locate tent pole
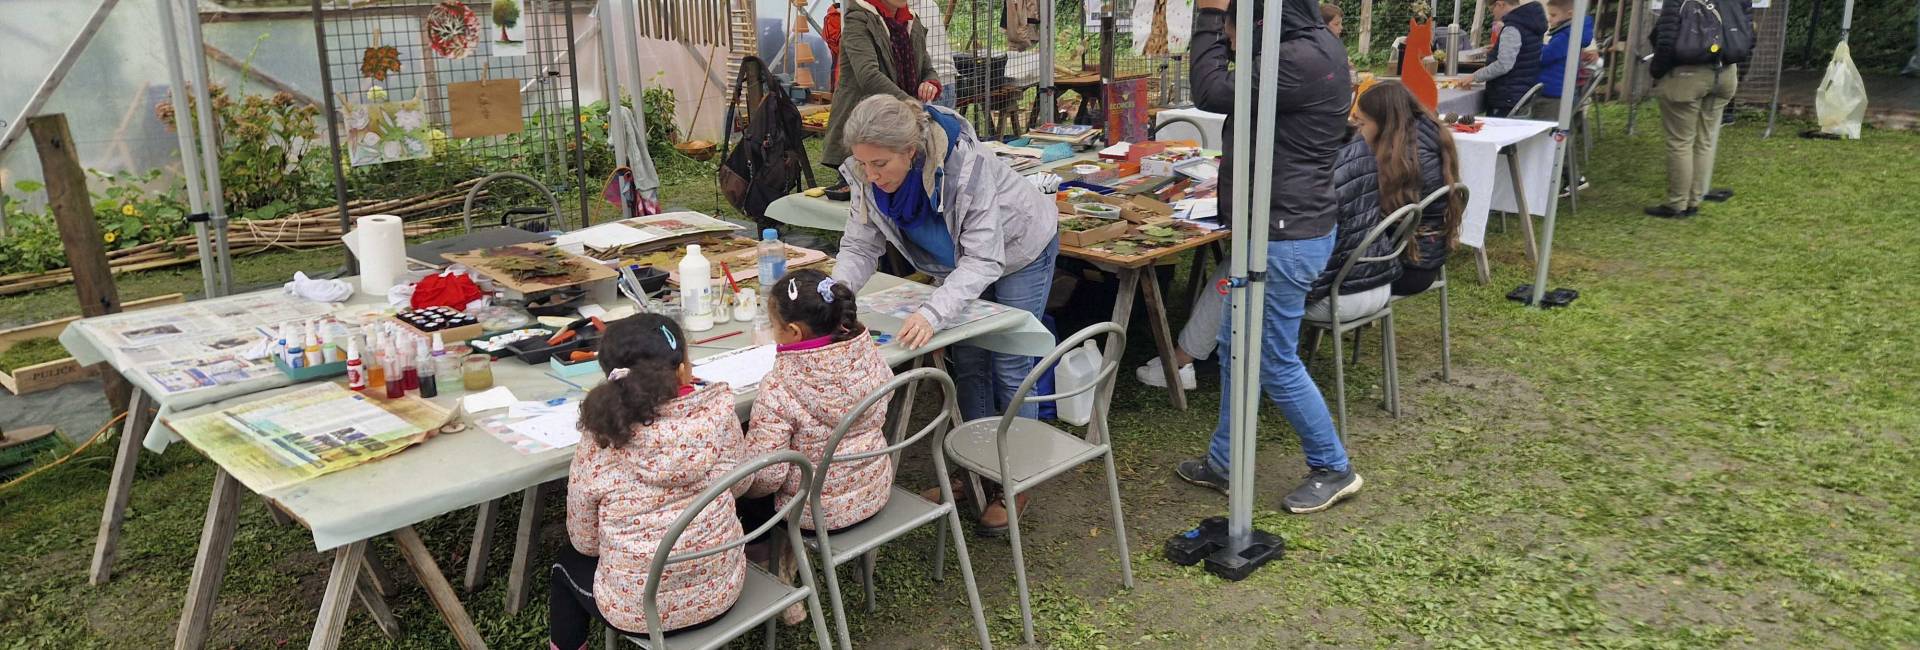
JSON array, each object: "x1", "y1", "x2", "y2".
[
  {"x1": 1624, "y1": 0, "x2": 1647, "y2": 135},
  {"x1": 595, "y1": 1, "x2": 633, "y2": 219},
  {"x1": 1530, "y1": 0, "x2": 1588, "y2": 308},
  {"x1": 1039, "y1": 0, "x2": 1056, "y2": 120},
  {"x1": 155, "y1": 0, "x2": 217, "y2": 300},
  {"x1": 1450, "y1": 0, "x2": 1463, "y2": 76},
  {"x1": 1764, "y1": 0, "x2": 1787, "y2": 138},
  {"x1": 179, "y1": 0, "x2": 233, "y2": 297}
]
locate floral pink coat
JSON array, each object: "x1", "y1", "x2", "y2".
[
  {"x1": 566, "y1": 383, "x2": 748, "y2": 633},
  {"x1": 745, "y1": 335, "x2": 896, "y2": 531}
]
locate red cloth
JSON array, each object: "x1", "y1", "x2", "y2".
[
  {"x1": 410, "y1": 272, "x2": 484, "y2": 310},
  {"x1": 825, "y1": 3, "x2": 843, "y2": 88}
]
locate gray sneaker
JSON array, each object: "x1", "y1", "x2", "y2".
[
  {"x1": 1282, "y1": 468, "x2": 1363, "y2": 514},
  {"x1": 1175, "y1": 458, "x2": 1229, "y2": 495}
]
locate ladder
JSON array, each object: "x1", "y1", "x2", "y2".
[{"x1": 725, "y1": 0, "x2": 757, "y2": 86}]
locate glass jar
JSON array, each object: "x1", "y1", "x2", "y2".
[{"x1": 461, "y1": 353, "x2": 495, "y2": 391}]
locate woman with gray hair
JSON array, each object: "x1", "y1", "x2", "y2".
[{"x1": 830, "y1": 94, "x2": 1059, "y2": 534}]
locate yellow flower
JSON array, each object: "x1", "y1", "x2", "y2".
[
  {"x1": 104, "y1": 231, "x2": 118, "y2": 243},
  {"x1": 121, "y1": 203, "x2": 137, "y2": 216}
]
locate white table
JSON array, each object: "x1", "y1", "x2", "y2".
[
  {"x1": 1450, "y1": 116, "x2": 1558, "y2": 282},
  {"x1": 63, "y1": 273, "x2": 1048, "y2": 649},
  {"x1": 1152, "y1": 85, "x2": 1484, "y2": 151},
  {"x1": 763, "y1": 153, "x2": 1097, "y2": 232}
]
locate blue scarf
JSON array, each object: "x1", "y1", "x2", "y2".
[{"x1": 872, "y1": 158, "x2": 935, "y2": 228}]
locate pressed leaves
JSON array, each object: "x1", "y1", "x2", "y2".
[
  {"x1": 425, "y1": 0, "x2": 482, "y2": 59},
  {"x1": 360, "y1": 44, "x2": 401, "y2": 81}
]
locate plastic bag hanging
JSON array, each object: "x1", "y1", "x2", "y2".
[{"x1": 1815, "y1": 41, "x2": 1868, "y2": 140}]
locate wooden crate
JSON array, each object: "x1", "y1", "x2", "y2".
[{"x1": 0, "y1": 294, "x2": 187, "y2": 395}]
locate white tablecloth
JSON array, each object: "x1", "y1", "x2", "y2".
[
  {"x1": 1151, "y1": 85, "x2": 1484, "y2": 151},
  {"x1": 764, "y1": 153, "x2": 1096, "y2": 233},
  {"x1": 1450, "y1": 117, "x2": 1558, "y2": 249},
  {"x1": 129, "y1": 273, "x2": 1047, "y2": 551}
]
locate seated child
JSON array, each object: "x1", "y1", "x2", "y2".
[
  {"x1": 551, "y1": 314, "x2": 748, "y2": 649},
  {"x1": 1471, "y1": 0, "x2": 1547, "y2": 116},
  {"x1": 744, "y1": 268, "x2": 897, "y2": 532},
  {"x1": 1536, "y1": 0, "x2": 1596, "y2": 109}
]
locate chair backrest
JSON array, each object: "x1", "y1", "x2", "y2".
[
  {"x1": 1149, "y1": 116, "x2": 1214, "y2": 149},
  {"x1": 810, "y1": 367, "x2": 964, "y2": 534},
  {"x1": 995, "y1": 322, "x2": 1127, "y2": 448},
  {"x1": 640, "y1": 450, "x2": 816, "y2": 647},
  {"x1": 1327, "y1": 203, "x2": 1421, "y2": 300},
  {"x1": 1510, "y1": 83, "x2": 1546, "y2": 118},
  {"x1": 460, "y1": 171, "x2": 564, "y2": 233}
]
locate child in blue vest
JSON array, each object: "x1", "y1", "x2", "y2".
[{"x1": 1470, "y1": 0, "x2": 1547, "y2": 116}]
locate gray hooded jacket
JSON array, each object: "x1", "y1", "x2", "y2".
[{"x1": 832, "y1": 105, "x2": 1058, "y2": 330}]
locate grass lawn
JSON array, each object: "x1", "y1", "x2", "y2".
[{"x1": 1, "y1": 105, "x2": 1916, "y2": 648}]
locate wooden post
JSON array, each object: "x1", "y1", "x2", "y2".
[
  {"x1": 1360, "y1": 0, "x2": 1376, "y2": 63},
  {"x1": 28, "y1": 114, "x2": 130, "y2": 415}
]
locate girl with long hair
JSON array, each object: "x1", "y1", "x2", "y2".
[{"x1": 1351, "y1": 81, "x2": 1465, "y2": 296}]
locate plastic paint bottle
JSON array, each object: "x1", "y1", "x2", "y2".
[
  {"x1": 383, "y1": 349, "x2": 405, "y2": 399},
  {"x1": 416, "y1": 343, "x2": 438, "y2": 398},
  {"x1": 680, "y1": 244, "x2": 715, "y2": 332},
  {"x1": 345, "y1": 342, "x2": 367, "y2": 392}
]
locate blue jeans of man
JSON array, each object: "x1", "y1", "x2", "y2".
[
  {"x1": 953, "y1": 237, "x2": 1058, "y2": 421},
  {"x1": 1207, "y1": 233, "x2": 1350, "y2": 475}
]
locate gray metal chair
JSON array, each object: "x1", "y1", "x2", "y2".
[
  {"x1": 1508, "y1": 83, "x2": 1547, "y2": 118},
  {"x1": 1386, "y1": 184, "x2": 1471, "y2": 384},
  {"x1": 605, "y1": 450, "x2": 836, "y2": 650},
  {"x1": 1302, "y1": 202, "x2": 1423, "y2": 434},
  {"x1": 943, "y1": 322, "x2": 1132, "y2": 646},
  {"x1": 804, "y1": 368, "x2": 993, "y2": 650}
]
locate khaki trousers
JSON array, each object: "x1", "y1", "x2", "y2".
[{"x1": 1656, "y1": 64, "x2": 1739, "y2": 210}]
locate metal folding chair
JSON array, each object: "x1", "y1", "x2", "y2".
[
  {"x1": 1301, "y1": 202, "x2": 1422, "y2": 434},
  {"x1": 1386, "y1": 184, "x2": 1471, "y2": 384},
  {"x1": 1509, "y1": 83, "x2": 1547, "y2": 118},
  {"x1": 943, "y1": 323, "x2": 1132, "y2": 645},
  {"x1": 804, "y1": 368, "x2": 993, "y2": 650},
  {"x1": 605, "y1": 450, "x2": 836, "y2": 650}
]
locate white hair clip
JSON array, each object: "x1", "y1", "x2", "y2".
[
  {"x1": 607, "y1": 367, "x2": 630, "y2": 381},
  {"x1": 787, "y1": 277, "x2": 801, "y2": 301},
  {"x1": 660, "y1": 325, "x2": 677, "y2": 350}
]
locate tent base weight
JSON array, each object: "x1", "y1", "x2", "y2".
[{"x1": 1164, "y1": 516, "x2": 1285, "y2": 581}]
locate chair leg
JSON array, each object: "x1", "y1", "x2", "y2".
[
  {"x1": 932, "y1": 515, "x2": 948, "y2": 582},
  {"x1": 1439, "y1": 280, "x2": 1453, "y2": 383},
  {"x1": 603, "y1": 624, "x2": 617, "y2": 649},
  {"x1": 819, "y1": 545, "x2": 854, "y2": 650},
  {"x1": 1005, "y1": 486, "x2": 1037, "y2": 645},
  {"x1": 944, "y1": 507, "x2": 996, "y2": 650},
  {"x1": 762, "y1": 619, "x2": 777, "y2": 650},
  {"x1": 861, "y1": 551, "x2": 878, "y2": 614},
  {"x1": 1332, "y1": 329, "x2": 1349, "y2": 435},
  {"x1": 1102, "y1": 451, "x2": 1135, "y2": 589},
  {"x1": 1350, "y1": 327, "x2": 1363, "y2": 365},
  {"x1": 1383, "y1": 313, "x2": 1400, "y2": 418},
  {"x1": 1301, "y1": 328, "x2": 1323, "y2": 367}
]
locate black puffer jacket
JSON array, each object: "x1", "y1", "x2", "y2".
[
  {"x1": 1405, "y1": 118, "x2": 1454, "y2": 271},
  {"x1": 1649, "y1": 0, "x2": 1755, "y2": 79},
  {"x1": 1485, "y1": 1, "x2": 1547, "y2": 116},
  {"x1": 1189, "y1": 0, "x2": 1352, "y2": 241},
  {"x1": 1309, "y1": 137, "x2": 1403, "y2": 302}
]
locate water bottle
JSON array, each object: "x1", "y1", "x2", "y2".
[{"x1": 758, "y1": 228, "x2": 787, "y2": 285}]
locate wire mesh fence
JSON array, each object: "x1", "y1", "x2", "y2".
[{"x1": 311, "y1": 0, "x2": 587, "y2": 230}]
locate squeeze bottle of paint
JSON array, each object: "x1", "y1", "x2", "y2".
[
  {"x1": 679, "y1": 244, "x2": 714, "y2": 332},
  {"x1": 345, "y1": 342, "x2": 367, "y2": 391},
  {"x1": 303, "y1": 322, "x2": 324, "y2": 367},
  {"x1": 416, "y1": 342, "x2": 438, "y2": 398}
]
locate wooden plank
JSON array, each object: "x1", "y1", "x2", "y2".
[
  {"x1": 463, "y1": 498, "x2": 502, "y2": 593},
  {"x1": 88, "y1": 390, "x2": 150, "y2": 585},
  {"x1": 29, "y1": 114, "x2": 130, "y2": 414},
  {"x1": 1102, "y1": 270, "x2": 1143, "y2": 441},
  {"x1": 308, "y1": 541, "x2": 367, "y2": 650},
  {"x1": 1139, "y1": 269, "x2": 1188, "y2": 411},
  {"x1": 393, "y1": 526, "x2": 489, "y2": 650},
  {"x1": 503, "y1": 484, "x2": 544, "y2": 614},
  {"x1": 174, "y1": 470, "x2": 244, "y2": 650},
  {"x1": 362, "y1": 551, "x2": 401, "y2": 598},
  {"x1": 357, "y1": 557, "x2": 403, "y2": 638},
  {"x1": 1058, "y1": 228, "x2": 1232, "y2": 269}
]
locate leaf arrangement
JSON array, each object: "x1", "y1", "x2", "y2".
[
  {"x1": 361, "y1": 45, "x2": 402, "y2": 81},
  {"x1": 483, "y1": 246, "x2": 585, "y2": 284}
]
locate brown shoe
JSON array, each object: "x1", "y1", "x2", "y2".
[
  {"x1": 975, "y1": 493, "x2": 1031, "y2": 537},
  {"x1": 918, "y1": 477, "x2": 970, "y2": 504}
]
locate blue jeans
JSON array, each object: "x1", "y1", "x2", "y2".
[
  {"x1": 1207, "y1": 233, "x2": 1350, "y2": 475},
  {"x1": 953, "y1": 237, "x2": 1059, "y2": 421}
]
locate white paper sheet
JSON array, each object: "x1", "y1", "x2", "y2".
[
  {"x1": 556, "y1": 222, "x2": 665, "y2": 250},
  {"x1": 463, "y1": 386, "x2": 519, "y2": 412},
  {"x1": 692, "y1": 345, "x2": 777, "y2": 389},
  {"x1": 505, "y1": 404, "x2": 583, "y2": 450},
  {"x1": 508, "y1": 398, "x2": 575, "y2": 419}
]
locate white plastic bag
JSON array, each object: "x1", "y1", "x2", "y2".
[
  {"x1": 1055, "y1": 340, "x2": 1104, "y2": 426},
  {"x1": 1816, "y1": 41, "x2": 1868, "y2": 140}
]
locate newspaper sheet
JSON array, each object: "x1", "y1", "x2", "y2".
[
  {"x1": 168, "y1": 383, "x2": 449, "y2": 492},
  {"x1": 78, "y1": 291, "x2": 336, "y2": 394}
]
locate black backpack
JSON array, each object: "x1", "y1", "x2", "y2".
[
  {"x1": 1671, "y1": 0, "x2": 1752, "y2": 66},
  {"x1": 717, "y1": 57, "x2": 814, "y2": 223}
]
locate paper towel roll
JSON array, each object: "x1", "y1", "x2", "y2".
[{"x1": 344, "y1": 214, "x2": 407, "y2": 295}]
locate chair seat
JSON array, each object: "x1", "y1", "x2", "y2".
[
  {"x1": 804, "y1": 486, "x2": 950, "y2": 564},
  {"x1": 1303, "y1": 304, "x2": 1393, "y2": 332},
  {"x1": 945, "y1": 417, "x2": 1107, "y2": 487},
  {"x1": 619, "y1": 564, "x2": 808, "y2": 650},
  {"x1": 1388, "y1": 279, "x2": 1446, "y2": 304}
]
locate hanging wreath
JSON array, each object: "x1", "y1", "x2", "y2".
[
  {"x1": 361, "y1": 44, "x2": 402, "y2": 81},
  {"x1": 425, "y1": 1, "x2": 482, "y2": 60}
]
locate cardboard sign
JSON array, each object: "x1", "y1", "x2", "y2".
[{"x1": 448, "y1": 79, "x2": 524, "y2": 138}]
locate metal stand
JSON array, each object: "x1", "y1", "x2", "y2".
[
  {"x1": 1521, "y1": 0, "x2": 1590, "y2": 309},
  {"x1": 158, "y1": 0, "x2": 233, "y2": 297},
  {"x1": 1165, "y1": 0, "x2": 1286, "y2": 581}
]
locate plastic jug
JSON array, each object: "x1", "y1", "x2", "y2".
[{"x1": 1055, "y1": 340, "x2": 1104, "y2": 426}]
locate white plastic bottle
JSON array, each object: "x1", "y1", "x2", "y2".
[{"x1": 679, "y1": 244, "x2": 714, "y2": 332}]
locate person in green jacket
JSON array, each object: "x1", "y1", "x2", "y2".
[{"x1": 822, "y1": 0, "x2": 943, "y2": 194}]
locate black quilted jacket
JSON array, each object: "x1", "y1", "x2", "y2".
[
  {"x1": 1405, "y1": 118, "x2": 1454, "y2": 271},
  {"x1": 1309, "y1": 137, "x2": 1403, "y2": 303}
]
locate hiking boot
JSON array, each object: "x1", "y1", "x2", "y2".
[
  {"x1": 1175, "y1": 458, "x2": 1229, "y2": 495},
  {"x1": 918, "y1": 477, "x2": 970, "y2": 505},
  {"x1": 1643, "y1": 205, "x2": 1696, "y2": 219},
  {"x1": 1703, "y1": 188, "x2": 1734, "y2": 202},
  {"x1": 1134, "y1": 356, "x2": 1197, "y2": 390},
  {"x1": 1282, "y1": 467, "x2": 1364, "y2": 514},
  {"x1": 975, "y1": 493, "x2": 1031, "y2": 537}
]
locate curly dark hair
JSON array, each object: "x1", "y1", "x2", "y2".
[
  {"x1": 768, "y1": 268, "x2": 865, "y2": 343},
  {"x1": 578, "y1": 314, "x2": 689, "y2": 448}
]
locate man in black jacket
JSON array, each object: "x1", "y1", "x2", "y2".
[
  {"x1": 1173, "y1": 0, "x2": 1363, "y2": 514},
  {"x1": 1645, "y1": 0, "x2": 1753, "y2": 218}
]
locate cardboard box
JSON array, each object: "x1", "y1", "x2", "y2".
[
  {"x1": 0, "y1": 294, "x2": 186, "y2": 395},
  {"x1": 1058, "y1": 214, "x2": 1132, "y2": 247}
]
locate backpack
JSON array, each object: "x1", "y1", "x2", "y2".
[
  {"x1": 1671, "y1": 0, "x2": 1751, "y2": 66},
  {"x1": 717, "y1": 57, "x2": 815, "y2": 223}
]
